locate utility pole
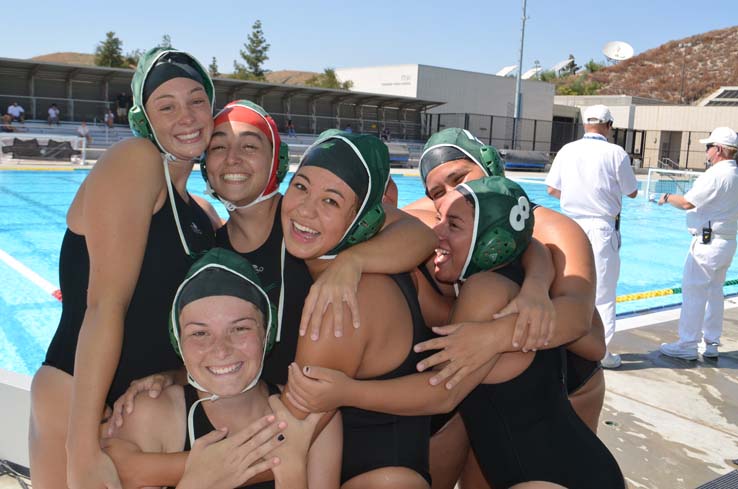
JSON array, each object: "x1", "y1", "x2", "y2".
[
  {"x1": 512, "y1": 0, "x2": 527, "y2": 149},
  {"x1": 678, "y1": 42, "x2": 692, "y2": 104}
]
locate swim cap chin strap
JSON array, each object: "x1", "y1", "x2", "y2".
[
  {"x1": 204, "y1": 101, "x2": 287, "y2": 212},
  {"x1": 170, "y1": 254, "x2": 275, "y2": 447}
]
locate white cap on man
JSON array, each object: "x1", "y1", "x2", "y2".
[
  {"x1": 699, "y1": 127, "x2": 738, "y2": 149},
  {"x1": 582, "y1": 105, "x2": 613, "y2": 124}
]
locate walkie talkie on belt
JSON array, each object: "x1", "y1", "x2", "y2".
[
  {"x1": 615, "y1": 214, "x2": 621, "y2": 232},
  {"x1": 702, "y1": 221, "x2": 712, "y2": 244}
]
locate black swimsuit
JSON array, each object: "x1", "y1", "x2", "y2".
[
  {"x1": 215, "y1": 199, "x2": 313, "y2": 386},
  {"x1": 182, "y1": 383, "x2": 280, "y2": 489},
  {"x1": 44, "y1": 189, "x2": 214, "y2": 406},
  {"x1": 459, "y1": 266, "x2": 624, "y2": 489},
  {"x1": 340, "y1": 272, "x2": 433, "y2": 485}
]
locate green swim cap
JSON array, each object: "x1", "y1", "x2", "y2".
[
  {"x1": 455, "y1": 176, "x2": 534, "y2": 279},
  {"x1": 420, "y1": 128, "x2": 504, "y2": 184},
  {"x1": 170, "y1": 248, "x2": 277, "y2": 393},
  {"x1": 298, "y1": 130, "x2": 389, "y2": 256},
  {"x1": 129, "y1": 46, "x2": 214, "y2": 155}
]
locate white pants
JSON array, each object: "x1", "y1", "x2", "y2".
[
  {"x1": 677, "y1": 237, "x2": 737, "y2": 347},
  {"x1": 572, "y1": 217, "x2": 620, "y2": 346}
]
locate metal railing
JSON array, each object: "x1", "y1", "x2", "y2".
[{"x1": 1, "y1": 94, "x2": 114, "y2": 125}]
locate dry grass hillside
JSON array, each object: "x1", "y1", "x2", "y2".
[
  {"x1": 588, "y1": 25, "x2": 738, "y2": 103},
  {"x1": 30, "y1": 52, "x2": 96, "y2": 66},
  {"x1": 264, "y1": 70, "x2": 319, "y2": 85}
]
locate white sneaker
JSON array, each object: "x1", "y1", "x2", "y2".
[
  {"x1": 659, "y1": 341, "x2": 698, "y2": 360},
  {"x1": 601, "y1": 351, "x2": 622, "y2": 369},
  {"x1": 703, "y1": 342, "x2": 719, "y2": 358}
]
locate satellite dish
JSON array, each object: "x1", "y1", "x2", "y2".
[
  {"x1": 602, "y1": 41, "x2": 634, "y2": 62},
  {"x1": 496, "y1": 65, "x2": 518, "y2": 77},
  {"x1": 550, "y1": 58, "x2": 574, "y2": 72},
  {"x1": 521, "y1": 67, "x2": 542, "y2": 80}
]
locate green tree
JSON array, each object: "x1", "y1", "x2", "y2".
[
  {"x1": 564, "y1": 54, "x2": 579, "y2": 76},
  {"x1": 556, "y1": 75, "x2": 601, "y2": 95},
  {"x1": 305, "y1": 68, "x2": 353, "y2": 90},
  {"x1": 233, "y1": 20, "x2": 270, "y2": 80},
  {"x1": 585, "y1": 59, "x2": 605, "y2": 73},
  {"x1": 160, "y1": 34, "x2": 172, "y2": 48},
  {"x1": 94, "y1": 32, "x2": 125, "y2": 68},
  {"x1": 538, "y1": 70, "x2": 557, "y2": 82},
  {"x1": 124, "y1": 49, "x2": 144, "y2": 68},
  {"x1": 208, "y1": 57, "x2": 220, "y2": 78}
]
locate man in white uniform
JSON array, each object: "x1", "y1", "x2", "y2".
[
  {"x1": 545, "y1": 104, "x2": 638, "y2": 368},
  {"x1": 658, "y1": 127, "x2": 738, "y2": 359}
]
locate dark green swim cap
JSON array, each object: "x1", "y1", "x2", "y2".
[
  {"x1": 297, "y1": 130, "x2": 389, "y2": 256},
  {"x1": 455, "y1": 176, "x2": 534, "y2": 279},
  {"x1": 170, "y1": 248, "x2": 277, "y2": 362},
  {"x1": 129, "y1": 46, "x2": 214, "y2": 154},
  {"x1": 420, "y1": 128, "x2": 504, "y2": 184}
]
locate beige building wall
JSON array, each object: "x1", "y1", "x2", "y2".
[
  {"x1": 337, "y1": 64, "x2": 555, "y2": 121},
  {"x1": 555, "y1": 95, "x2": 738, "y2": 168},
  {"x1": 336, "y1": 65, "x2": 420, "y2": 98}
]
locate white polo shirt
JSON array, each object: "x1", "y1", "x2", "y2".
[
  {"x1": 546, "y1": 133, "x2": 638, "y2": 218},
  {"x1": 7, "y1": 105, "x2": 24, "y2": 117},
  {"x1": 684, "y1": 160, "x2": 738, "y2": 236}
]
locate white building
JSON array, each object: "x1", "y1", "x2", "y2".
[
  {"x1": 556, "y1": 94, "x2": 738, "y2": 169},
  {"x1": 336, "y1": 64, "x2": 555, "y2": 149},
  {"x1": 336, "y1": 64, "x2": 554, "y2": 120}
]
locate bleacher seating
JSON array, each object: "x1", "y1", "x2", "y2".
[{"x1": 4, "y1": 121, "x2": 424, "y2": 167}]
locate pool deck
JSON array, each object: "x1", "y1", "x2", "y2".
[{"x1": 1, "y1": 160, "x2": 735, "y2": 488}]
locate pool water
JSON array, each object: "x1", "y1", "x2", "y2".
[{"x1": 1, "y1": 170, "x2": 737, "y2": 376}]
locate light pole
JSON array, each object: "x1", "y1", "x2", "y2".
[
  {"x1": 512, "y1": 0, "x2": 527, "y2": 149},
  {"x1": 679, "y1": 42, "x2": 692, "y2": 104}
]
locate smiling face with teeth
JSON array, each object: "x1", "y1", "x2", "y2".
[
  {"x1": 206, "y1": 120, "x2": 272, "y2": 206},
  {"x1": 281, "y1": 165, "x2": 359, "y2": 261},
  {"x1": 144, "y1": 77, "x2": 213, "y2": 161},
  {"x1": 433, "y1": 190, "x2": 475, "y2": 283},
  {"x1": 179, "y1": 295, "x2": 266, "y2": 397}
]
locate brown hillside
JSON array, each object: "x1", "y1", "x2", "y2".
[
  {"x1": 265, "y1": 70, "x2": 319, "y2": 85},
  {"x1": 30, "y1": 52, "x2": 96, "y2": 66},
  {"x1": 589, "y1": 25, "x2": 738, "y2": 103}
]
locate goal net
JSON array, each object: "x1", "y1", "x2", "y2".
[
  {"x1": 0, "y1": 133, "x2": 87, "y2": 163},
  {"x1": 645, "y1": 168, "x2": 702, "y2": 200}
]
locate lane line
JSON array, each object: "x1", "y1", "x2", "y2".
[{"x1": 0, "y1": 248, "x2": 61, "y2": 300}]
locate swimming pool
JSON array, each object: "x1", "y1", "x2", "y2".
[{"x1": 1, "y1": 169, "x2": 737, "y2": 376}]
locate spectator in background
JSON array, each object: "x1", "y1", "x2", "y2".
[
  {"x1": 48, "y1": 104, "x2": 61, "y2": 126},
  {"x1": 116, "y1": 91, "x2": 131, "y2": 123},
  {"x1": 1, "y1": 114, "x2": 17, "y2": 132},
  {"x1": 344, "y1": 123, "x2": 353, "y2": 133},
  {"x1": 286, "y1": 118, "x2": 296, "y2": 137},
  {"x1": 658, "y1": 127, "x2": 738, "y2": 360},
  {"x1": 545, "y1": 104, "x2": 638, "y2": 369},
  {"x1": 380, "y1": 126, "x2": 390, "y2": 142},
  {"x1": 104, "y1": 108, "x2": 115, "y2": 128},
  {"x1": 77, "y1": 121, "x2": 92, "y2": 145},
  {"x1": 7, "y1": 101, "x2": 25, "y2": 123}
]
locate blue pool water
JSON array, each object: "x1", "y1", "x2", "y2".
[{"x1": 1, "y1": 170, "x2": 737, "y2": 376}]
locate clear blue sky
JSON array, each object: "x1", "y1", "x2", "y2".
[{"x1": 7, "y1": 1, "x2": 736, "y2": 75}]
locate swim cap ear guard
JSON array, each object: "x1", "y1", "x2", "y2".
[
  {"x1": 129, "y1": 46, "x2": 215, "y2": 154},
  {"x1": 169, "y1": 248, "x2": 277, "y2": 384},
  {"x1": 420, "y1": 128, "x2": 505, "y2": 189},
  {"x1": 299, "y1": 130, "x2": 389, "y2": 257},
  {"x1": 456, "y1": 177, "x2": 534, "y2": 279}
]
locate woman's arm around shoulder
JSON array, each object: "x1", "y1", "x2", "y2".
[{"x1": 102, "y1": 384, "x2": 187, "y2": 488}]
